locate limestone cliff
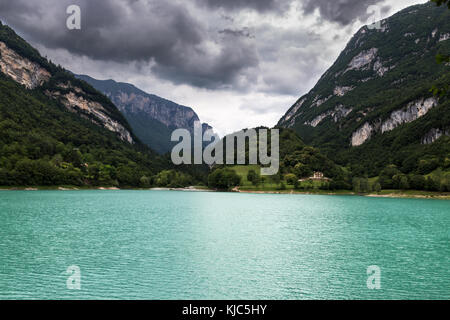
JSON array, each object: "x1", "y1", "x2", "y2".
[
  {"x1": 48, "y1": 85, "x2": 133, "y2": 143},
  {"x1": 76, "y1": 74, "x2": 214, "y2": 154},
  {"x1": 0, "y1": 41, "x2": 50, "y2": 89},
  {"x1": 278, "y1": 2, "x2": 450, "y2": 154},
  {"x1": 351, "y1": 97, "x2": 438, "y2": 146},
  {"x1": 0, "y1": 40, "x2": 133, "y2": 144}
]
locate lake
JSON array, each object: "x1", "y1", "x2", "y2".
[{"x1": 0, "y1": 190, "x2": 449, "y2": 300}]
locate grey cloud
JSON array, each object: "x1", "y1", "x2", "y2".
[
  {"x1": 301, "y1": 0, "x2": 390, "y2": 25},
  {"x1": 0, "y1": 0, "x2": 404, "y2": 98},
  {"x1": 198, "y1": 0, "x2": 292, "y2": 13},
  {"x1": 152, "y1": 35, "x2": 259, "y2": 89},
  {"x1": 0, "y1": 0, "x2": 258, "y2": 90},
  {"x1": 219, "y1": 28, "x2": 254, "y2": 38},
  {"x1": 252, "y1": 24, "x2": 328, "y2": 95}
]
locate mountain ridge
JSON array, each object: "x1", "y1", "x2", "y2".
[
  {"x1": 0, "y1": 21, "x2": 137, "y2": 145},
  {"x1": 76, "y1": 74, "x2": 213, "y2": 154},
  {"x1": 277, "y1": 2, "x2": 450, "y2": 176},
  {"x1": 0, "y1": 21, "x2": 207, "y2": 188}
]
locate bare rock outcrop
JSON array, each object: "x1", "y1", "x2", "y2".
[
  {"x1": 351, "y1": 98, "x2": 438, "y2": 146},
  {"x1": 49, "y1": 87, "x2": 133, "y2": 144},
  {"x1": 381, "y1": 98, "x2": 438, "y2": 133},
  {"x1": 351, "y1": 122, "x2": 374, "y2": 146},
  {"x1": 422, "y1": 128, "x2": 450, "y2": 144},
  {"x1": 0, "y1": 41, "x2": 50, "y2": 89}
]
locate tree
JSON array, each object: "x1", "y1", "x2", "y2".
[
  {"x1": 154, "y1": 170, "x2": 193, "y2": 188},
  {"x1": 271, "y1": 173, "x2": 281, "y2": 184},
  {"x1": 353, "y1": 177, "x2": 370, "y2": 193},
  {"x1": 140, "y1": 176, "x2": 151, "y2": 188},
  {"x1": 442, "y1": 175, "x2": 450, "y2": 192},
  {"x1": 360, "y1": 178, "x2": 371, "y2": 193},
  {"x1": 208, "y1": 168, "x2": 241, "y2": 190},
  {"x1": 379, "y1": 165, "x2": 401, "y2": 189},
  {"x1": 293, "y1": 163, "x2": 313, "y2": 179},
  {"x1": 303, "y1": 180, "x2": 314, "y2": 190},
  {"x1": 64, "y1": 148, "x2": 83, "y2": 168},
  {"x1": 399, "y1": 176, "x2": 410, "y2": 190},
  {"x1": 247, "y1": 169, "x2": 257, "y2": 183},
  {"x1": 277, "y1": 182, "x2": 287, "y2": 191},
  {"x1": 418, "y1": 158, "x2": 439, "y2": 174},
  {"x1": 409, "y1": 175, "x2": 426, "y2": 190},
  {"x1": 319, "y1": 182, "x2": 330, "y2": 190},
  {"x1": 425, "y1": 177, "x2": 439, "y2": 191},
  {"x1": 285, "y1": 173, "x2": 298, "y2": 185},
  {"x1": 261, "y1": 176, "x2": 266, "y2": 187},
  {"x1": 247, "y1": 169, "x2": 261, "y2": 186},
  {"x1": 374, "y1": 182, "x2": 382, "y2": 193}
]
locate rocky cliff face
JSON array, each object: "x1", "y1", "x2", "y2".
[
  {"x1": 351, "y1": 122, "x2": 374, "y2": 147},
  {"x1": 305, "y1": 104, "x2": 353, "y2": 128},
  {"x1": 48, "y1": 84, "x2": 133, "y2": 143},
  {"x1": 0, "y1": 41, "x2": 50, "y2": 89},
  {"x1": 422, "y1": 127, "x2": 450, "y2": 145},
  {"x1": 380, "y1": 98, "x2": 438, "y2": 134},
  {"x1": 108, "y1": 90, "x2": 200, "y2": 129},
  {"x1": 76, "y1": 75, "x2": 214, "y2": 154},
  {"x1": 351, "y1": 97, "x2": 438, "y2": 146},
  {"x1": 278, "y1": 3, "x2": 450, "y2": 153},
  {"x1": 0, "y1": 38, "x2": 133, "y2": 144}
]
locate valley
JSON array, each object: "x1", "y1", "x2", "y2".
[{"x1": 0, "y1": 2, "x2": 449, "y2": 196}]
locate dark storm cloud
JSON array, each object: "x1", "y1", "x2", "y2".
[
  {"x1": 0, "y1": 0, "x2": 397, "y2": 94},
  {"x1": 198, "y1": 0, "x2": 292, "y2": 13},
  {"x1": 0, "y1": 0, "x2": 258, "y2": 89},
  {"x1": 301, "y1": 0, "x2": 390, "y2": 25}
]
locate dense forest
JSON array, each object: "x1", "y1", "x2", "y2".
[
  {"x1": 207, "y1": 128, "x2": 353, "y2": 191},
  {"x1": 269, "y1": 1, "x2": 450, "y2": 194},
  {"x1": 0, "y1": 22, "x2": 206, "y2": 188},
  {"x1": 207, "y1": 127, "x2": 450, "y2": 193}
]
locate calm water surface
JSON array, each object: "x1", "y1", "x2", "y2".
[{"x1": 0, "y1": 190, "x2": 449, "y2": 299}]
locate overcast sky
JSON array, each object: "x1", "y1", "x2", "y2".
[{"x1": 0, "y1": 0, "x2": 426, "y2": 136}]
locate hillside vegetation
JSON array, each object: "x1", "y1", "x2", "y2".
[
  {"x1": 0, "y1": 22, "x2": 205, "y2": 188},
  {"x1": 277, "y1": 2, "x2": 450, "y2": 192}
]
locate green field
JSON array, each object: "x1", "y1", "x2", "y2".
[
  {"x1": 229, "y1": 165, "x2": 329, "y2": 192},
  {"x1": 224, "y1": 166, "x2": 450, "y2": 198}
]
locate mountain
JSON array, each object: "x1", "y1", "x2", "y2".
[
  {"x1": 0, "y1": 23, "x2": 137, "y2": 145},
  {"x1": 0, "y1": 21, "x2": 173, "y2": 187},
  {"x1": 278, "y1": 2, "x2": 450, "y2": 176},
  {"x1": 76, "y1": 75, "x2": 213, "y2": 154}
]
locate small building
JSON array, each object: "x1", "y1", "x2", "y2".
[
  {"x1": 299, "y1": 171, "x2": 330, "y2": 182},
  {"x1": 312, "y1": 172, "x2": 324, "y2": 180}
]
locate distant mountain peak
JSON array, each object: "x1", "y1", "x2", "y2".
[{"x1": 76, "y1": 74, "x2": 214, "y2": 154}]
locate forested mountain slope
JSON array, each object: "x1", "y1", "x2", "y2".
[
  {"x1": 76, "y1": 74, "x2": 213, "y2": 154},
  {"x1": 278, "y1": 2, "x2": 450, "y2": 177},
  {"x1": 0, "y1": 21, "x2": 174, "y2": 187}
]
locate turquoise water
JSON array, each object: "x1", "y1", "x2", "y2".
[{"x1": 0, "y1": 190, "x2": 449, "y2": 300}]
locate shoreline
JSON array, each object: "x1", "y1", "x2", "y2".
[
  {"x1": 0, "y1": 186, "x2": 211, "y2": 192},
  {"x1": 0, "y1": 186, "x2": 449, "y2": 199},
  {"x1": 235, "y1": 188, "x2": 450, "y2": 200}
]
